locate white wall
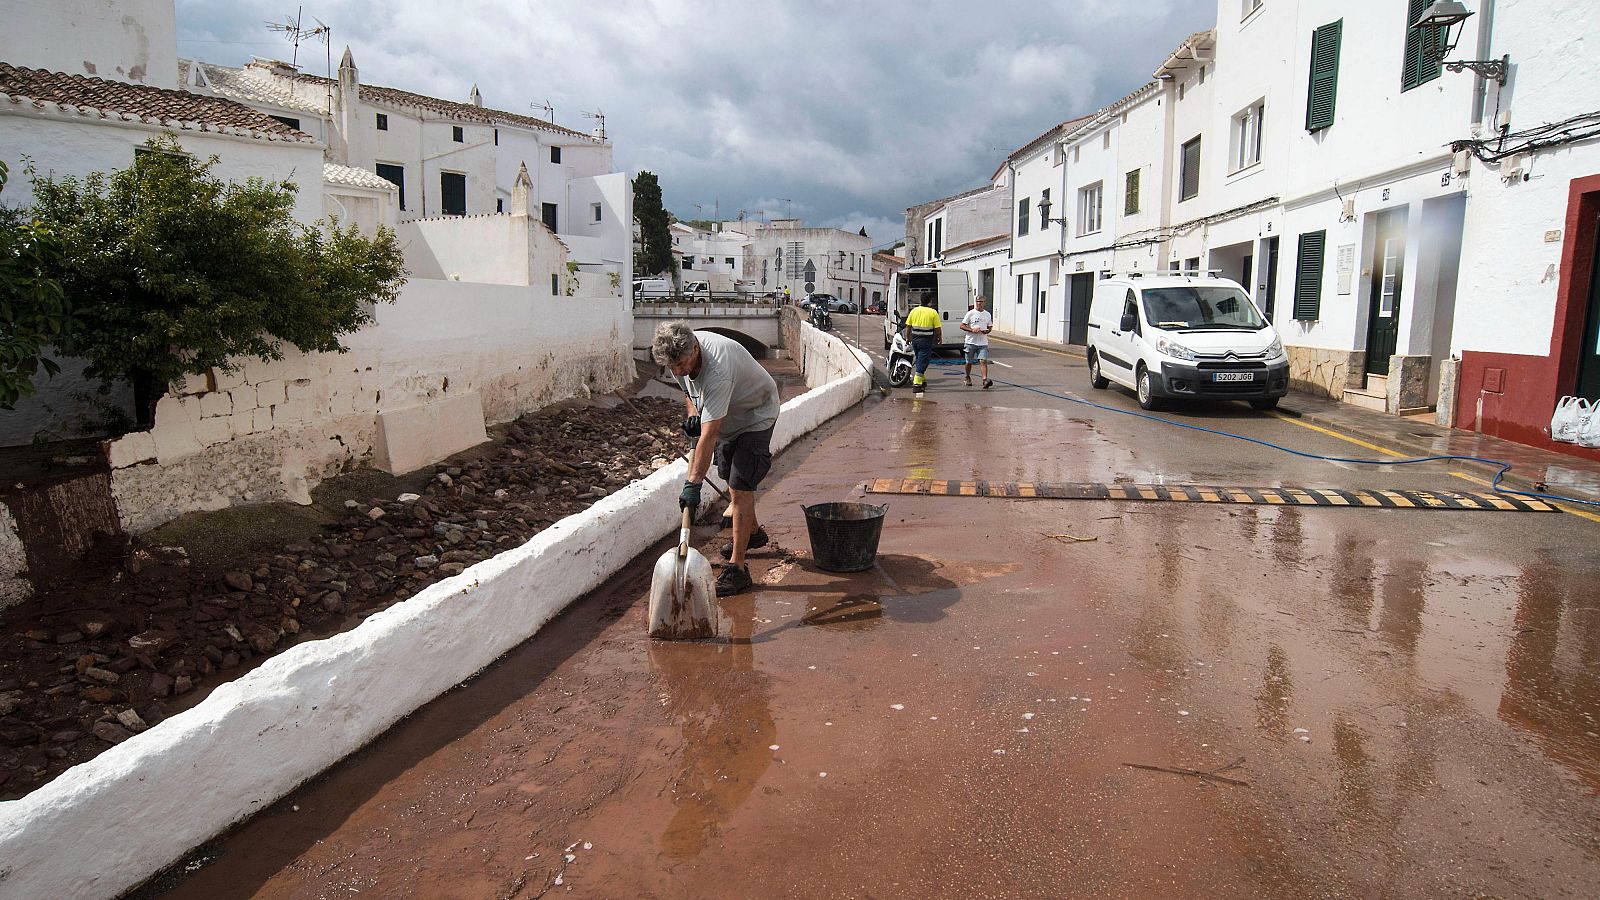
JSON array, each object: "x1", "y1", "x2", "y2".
[
  {"x1": 0, "y1": 0, "x2": 177, "y2": 89},
  {"x1": 1452, "y1": 0, "x2": 1596, "y2": 358},
  {"x1": 104, "y1": 278, "x2": 633, "y2": 533}
]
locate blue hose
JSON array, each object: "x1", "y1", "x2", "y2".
[{"x1": 930, "y1": 365, "x2": 1600, "y2": 512}]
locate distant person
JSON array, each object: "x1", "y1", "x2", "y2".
[
  {"x1": 652, "y1": 322, "x2": 779, "y2": 596},
  {"x1": 960, "y1": 295, "x2": 994, "y2": 389},
  {"x1": 903, "y1": 294, "x2": 941, "y2": 395}
]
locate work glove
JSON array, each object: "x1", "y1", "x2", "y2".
[
  {"x1": 681, "y1": 415, "x2": 701, "y2": 439},
  {"x1": 679, "y1": 480, "x2": 703, "y2": 510}
]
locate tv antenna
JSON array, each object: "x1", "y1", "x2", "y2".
[
  {"x1": 581, "y1": 108, "x2": 606, "y2": 140},
  {"x1": 532, "y1": 99, "x2": 555, "y2": 122},
  {"x1": 265, "y1": 6, "x2": 330, "y2": 69}
]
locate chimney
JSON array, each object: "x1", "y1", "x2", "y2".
[
  {"x1": 511, "y1": 162, "x2": 532, "y2": 217},
  {"x1": 330, "y1": 46, "x2": 360, "y2": 164}
]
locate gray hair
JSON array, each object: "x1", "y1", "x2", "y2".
[{"x1": 651, "y1": 320, "x2": 698, "y2": 366}]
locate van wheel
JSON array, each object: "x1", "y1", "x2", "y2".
[
  {"x1": 1249, "y1": 397, "x2": 1280, "y2": 411},
  {"x1": 1136, "y1": 364, "x2": 1162, "y2": 411},
  {"x1": 1088, "y1": 350, "x2": 1109, "y2": 389}
]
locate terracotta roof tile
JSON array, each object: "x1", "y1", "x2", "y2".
[
  {"x1": 323, "y1": 162, "x2": 397, "y2": 191},
  {"x1": 0, "y1": 63, "x2": 314, "y2": 141},
  {"x1": 280, "y1": 70, "x2": 601, "y2": 142}
]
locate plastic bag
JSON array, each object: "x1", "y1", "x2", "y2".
[
  {"x1": 1580, "y1": 404, "x2": 1600, "y2": 449},
  {"x1": 1551, "y1": 396, "x2": 1590, "y2": 443}
]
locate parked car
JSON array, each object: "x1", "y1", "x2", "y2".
[
  {"x1": 1085, "y1": 272, "x2": 1289, "y2": 411},
  {"x1": 831, "y1": 299, "x2": 858, "y2": 314},
  {"x1": 802, "y1": 293, "x2": 838, "y2": 311},
  {"x1": 864, "y1": 301, "x2": 886, "y2": 315}
]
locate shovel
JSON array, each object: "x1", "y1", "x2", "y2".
[{"x1": 648, "y1": 504, "x2": 717, "y2": 640}]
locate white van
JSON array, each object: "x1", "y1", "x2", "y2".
[
  {"x1": 1085, "y1": 273, "x2": 1289, "y2": 410},
  {"x1": 633, "y1": 278, "x2": 710, "y2": 300},
  {"x1": 882, "y1": 264, "x2": 972, "y2": 351}
]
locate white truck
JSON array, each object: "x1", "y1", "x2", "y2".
[{"x1": 882, "y1": 264, "x2": 972, "y2": 352}]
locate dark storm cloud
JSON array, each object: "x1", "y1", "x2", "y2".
[{"x1": 177, "y1": 0, "x2": 1212, "y2": 244}]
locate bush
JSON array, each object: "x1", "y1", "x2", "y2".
[{"x1": 24, "y1": 136, "x2": 407, "y2": 425}]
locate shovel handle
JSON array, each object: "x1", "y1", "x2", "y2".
[{"x1": 678, "y1": 505, "x2": 693, "y2": 557}]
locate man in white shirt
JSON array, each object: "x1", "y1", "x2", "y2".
[{"x1": 960, "y1": 295, "x2": 994, "y2": 389}]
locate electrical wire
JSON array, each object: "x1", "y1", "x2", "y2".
[{"x1": 918, "y1": 360, "x2": 1600, "y2": 511}]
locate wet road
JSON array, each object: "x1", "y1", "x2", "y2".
[{"x1": 153, "y1": 330, "x2": 1600, "y2": 899}]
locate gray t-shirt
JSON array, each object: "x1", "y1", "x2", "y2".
[{"x1": 677, "y1": 331, "x2": 780, "y2": 439}]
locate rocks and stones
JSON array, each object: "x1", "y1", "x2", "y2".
[
  {"x1": 80, "y1": 667, "x2": 121, "y2": 685},
  {"x1": 222, "y1": 571, "x2": 254, "y2": 592},
  {"x1": 91, "y1": 722, "x2": 133, "y2": 744},
  {"x1": 414, "y1": 555, "x2": 439, "y2": 569},
  {"x1": 128, "y1": 630, "x2": 177, "y2": 654},
  {"x1": 116, "y1": 708, "x2": 148, "y2": 732}
]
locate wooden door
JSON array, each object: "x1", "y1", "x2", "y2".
[
  {"x1": 1068, "y1": 273, "x2": 1093, "y2": 345},
  {"x1": 1364, "y1": 210, "x2": 1407, "y2": 376}
]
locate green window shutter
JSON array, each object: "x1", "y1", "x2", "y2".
[
  {"x1": 1306, "y1": 20, "x2": 1342, "y2": 131},
  {"x1": 1402, "y1": 0, "x2": 1444, "y2": 91},
  {"x1": 1293, "y1": 230, "x2": 1327, "y2": 321}
]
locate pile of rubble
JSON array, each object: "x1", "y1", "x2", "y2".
[{"x1": 0, "y1": 396, "x2": 689, "y2": 799}]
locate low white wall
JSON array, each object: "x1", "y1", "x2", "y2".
[
  {"x1": 0, "y1": 326, "x2": 868, "y2": 899},
  {"x1": 104, "y1": 279, "x2": 633, "y2": 533}
]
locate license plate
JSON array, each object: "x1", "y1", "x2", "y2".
[{"x1": 1213, "y1": 372, "x2": 1256, "y2": 382}]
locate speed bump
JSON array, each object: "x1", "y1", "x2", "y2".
[{"x1": 864, "y1": 478, "x2": 1557, "y2": 512}]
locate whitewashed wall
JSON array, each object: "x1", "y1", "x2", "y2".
[
  {"x1": 0, "y1": 0, "x2": 177, "y2": 89},
  {"x1": 104, "y1": 279, "x2": 632, "y2": 533}
]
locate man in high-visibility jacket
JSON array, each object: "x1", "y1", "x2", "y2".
[{"x1": 903, "y1": 294, "x2": 942, "y2": 394}]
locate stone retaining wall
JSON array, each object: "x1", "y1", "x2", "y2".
[{"x1": 1286, "y1": 345, "x2": 1364, "y2": 399}]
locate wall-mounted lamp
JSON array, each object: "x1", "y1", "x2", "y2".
[
  {"x1": 1411, "y1": 1, "x2": 1509, "y2": 85},
  {"x1": 1036, "y1": 196, "x2": 1066, "y2": 228}
]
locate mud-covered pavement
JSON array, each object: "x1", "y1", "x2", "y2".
[{"x1": 150, "y1": 337, "x2": 1600, "y2": 899}]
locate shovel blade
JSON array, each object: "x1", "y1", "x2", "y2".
[{"x1": 648, "y1": 547, "x2": 717, "y2": 640}]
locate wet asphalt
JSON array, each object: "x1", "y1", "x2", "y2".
[{"x1": 152, "y1": 318, "x2": 1600, "y2": 899}]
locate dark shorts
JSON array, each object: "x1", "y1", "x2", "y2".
[{"x1": 715, "y1": 426, "x2": 774, "y2": 491}]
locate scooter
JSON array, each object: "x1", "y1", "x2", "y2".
[
  {"x1": 887, "y1": 332, "x2": 915, "y2": 387},
  {"x1": 810, "y1": 304, "x2": 833, "y2": 332}
]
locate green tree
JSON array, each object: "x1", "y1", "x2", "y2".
[
  {"x1": 632, "y1": 171, "x2": 676, "y2": 281},
  {"x1": 26, "y1": 136, "x2": 407, "y2": 425},
  {"x1": 0, "y1": 160, "x2": 72, "y2": 410}
]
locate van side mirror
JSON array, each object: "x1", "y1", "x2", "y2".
[{"x1": 1120, "y1": 312, "x2": 1136, "y2": 332}]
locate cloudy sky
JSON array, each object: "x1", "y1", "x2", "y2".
[{"x1": 176, "y1": 0, "x2": 1212, "y2": 247}]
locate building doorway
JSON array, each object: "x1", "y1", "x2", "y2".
[
  {"x1": 1262, "y1": 237, "x2": 1280, "y2": 321},
  {"x1": 1578, "y1": 212, "x2": 1600, "y2": 399},
  {"x1": 1068, "y1": 272, "x2": 1094, "y2": 345},
  {"x1": 1364, "y1": 209, "x2": 1408, "y2": 377}
]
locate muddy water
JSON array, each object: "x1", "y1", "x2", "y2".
[{"x1": 153, "y1": 394, "x2": 1600, "y2": 899}]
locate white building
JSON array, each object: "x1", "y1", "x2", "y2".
[
  {"x1": 1004, "y1": 116, "x2": 1091, "y2": 340},
  {"x1": 908, "y1": 177, "x2": 1013, "y2": 327},
  {"x1": 742, "y1": 221, "x2": 879, "y2": 306},
  {"x1": 0, "y1": 0, "x2": 328, "y2": 446},
  {"x1": 670, "y1": 221, "x2": 752, "y2": 288},
  {"x1": 181, "y1": 50, "x2": 631, "y2": 280}
]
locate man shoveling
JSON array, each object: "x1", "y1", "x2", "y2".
[{"x1": 652, "y1": 321, "x2": 780, "y2": 596}]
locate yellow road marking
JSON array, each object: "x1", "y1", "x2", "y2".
[
  {"x1": 1197, "y1": 489, "x2": 1220, "y2": 502},
  {"x1": 1266, "y1": 412, "x2": 1407, "y2": 458},
  {"x1": 959, "y1": 481, "x2": 977, "y2": 496},
  {"x1": 1313, "y1": 488, "x2": 1350, "y2": 506},
  {"x1": 1264, "y1": 492, "x2": 1286, "y2": 504},
  {"x1": 1017, "y1": 482, "x2": 1037, "y2": 498},
  {"x1": 1136, "y1": 486, "x2": 1159, "y2": 500},
  {"x1": 1379, "y1": 490, "x2": 1415, "y2": 508},
  {"x1": 1447, "y1": 469, "x2": 1599, "y2": 520}
]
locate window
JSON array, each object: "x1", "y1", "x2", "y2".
[
  {"x1": 1016, "y1": 274, "x2": 1024, "y2": 303},
  {"x1": 1017, "y1": 198, "x2": 1030, "y2": 236},
  {"x1": 494, "y1": 128, "x2": 499, "y2": 146},
  {"x1": 550, "y1": 146, "x2": 562, "y2": 164},
  {"x1": 496, "y1": 198, "x2": 504, "y2": 213},
  {"x1": 592, "y1": 202, "x2": 603, "y2": 223},
  {"x1": 440, "y1": 171, "x2": 466, "y2": 216},
  {"x1": 1198, "y1": 65, "x2": 1207, "y2": 85},
  {"x1": 375, "y1": 163, "x2": 406, "y2": 211},
  {"x1": 1124, "y1": 169, "x2": 1141, "y2": 215},
  {"x1": 542, "y1": 202, "x2": 558, "y2": 231},
  {"x1": 1078, "y1": 182, "x2": 1103, "y2": 236},
  {"x1": 1185, "y1": 256, "x2": 1201, "y2": 274},
  {"x1": 1103, "y1": 131, "x2": 1111, "y2": 150},
  {"x1": 1306, "y1": 20, "x2": 1342, "y2": 131},
  {"x1": 1402, "y1": 0, "x2": 1446, "y2": 91},
  {"x1": 725, "y1": 257, "x2": 735, "y2": 266},
  {"x1": 1293, "y1": 230, "x2": 1327, "y2": 320},
  {"x1": 269, "y1": 115, "x2": 301, "y2": 131},
  {"x1": 1242, "y1": 0, "x2": 1263, "y2": 18},
  {"x1": 1180, "y1": 136, "x2": 1201, "y2": 202},
  {"x1": 552, "y1": 273, "x2": 560, "y2": 295},
  {"x1": 1231, "y1": 100, "x2": 1265, "y2": 171},
  {"x1": 375, "y1": 113, "x2": 388, "y2": 130},
  {"x1": 684, "y1": 256, "x2": 695, "y2": 269},
  {"x1": 452, "y1": 125, "x2": 464, "y2": 143}
]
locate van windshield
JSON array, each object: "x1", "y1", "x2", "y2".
[{"x1": 1141, "y1": 286, "x2": 1266, "y2": 331}]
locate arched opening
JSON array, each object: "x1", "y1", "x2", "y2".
[{"x1": 696, "y1": 326, "x2": 769, "y2": 359}]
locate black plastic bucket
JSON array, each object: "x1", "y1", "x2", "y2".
[{"x1": 802, "y1": 502, "x2": 888, "y2": 572}]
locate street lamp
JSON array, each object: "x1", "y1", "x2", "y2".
[
  {"x1": 1036, "y1": 196, "x2": 1066, "y2": 229},
  {"x1": 1411, "y1": 1, "x2": 1509, "y2": 85}
]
